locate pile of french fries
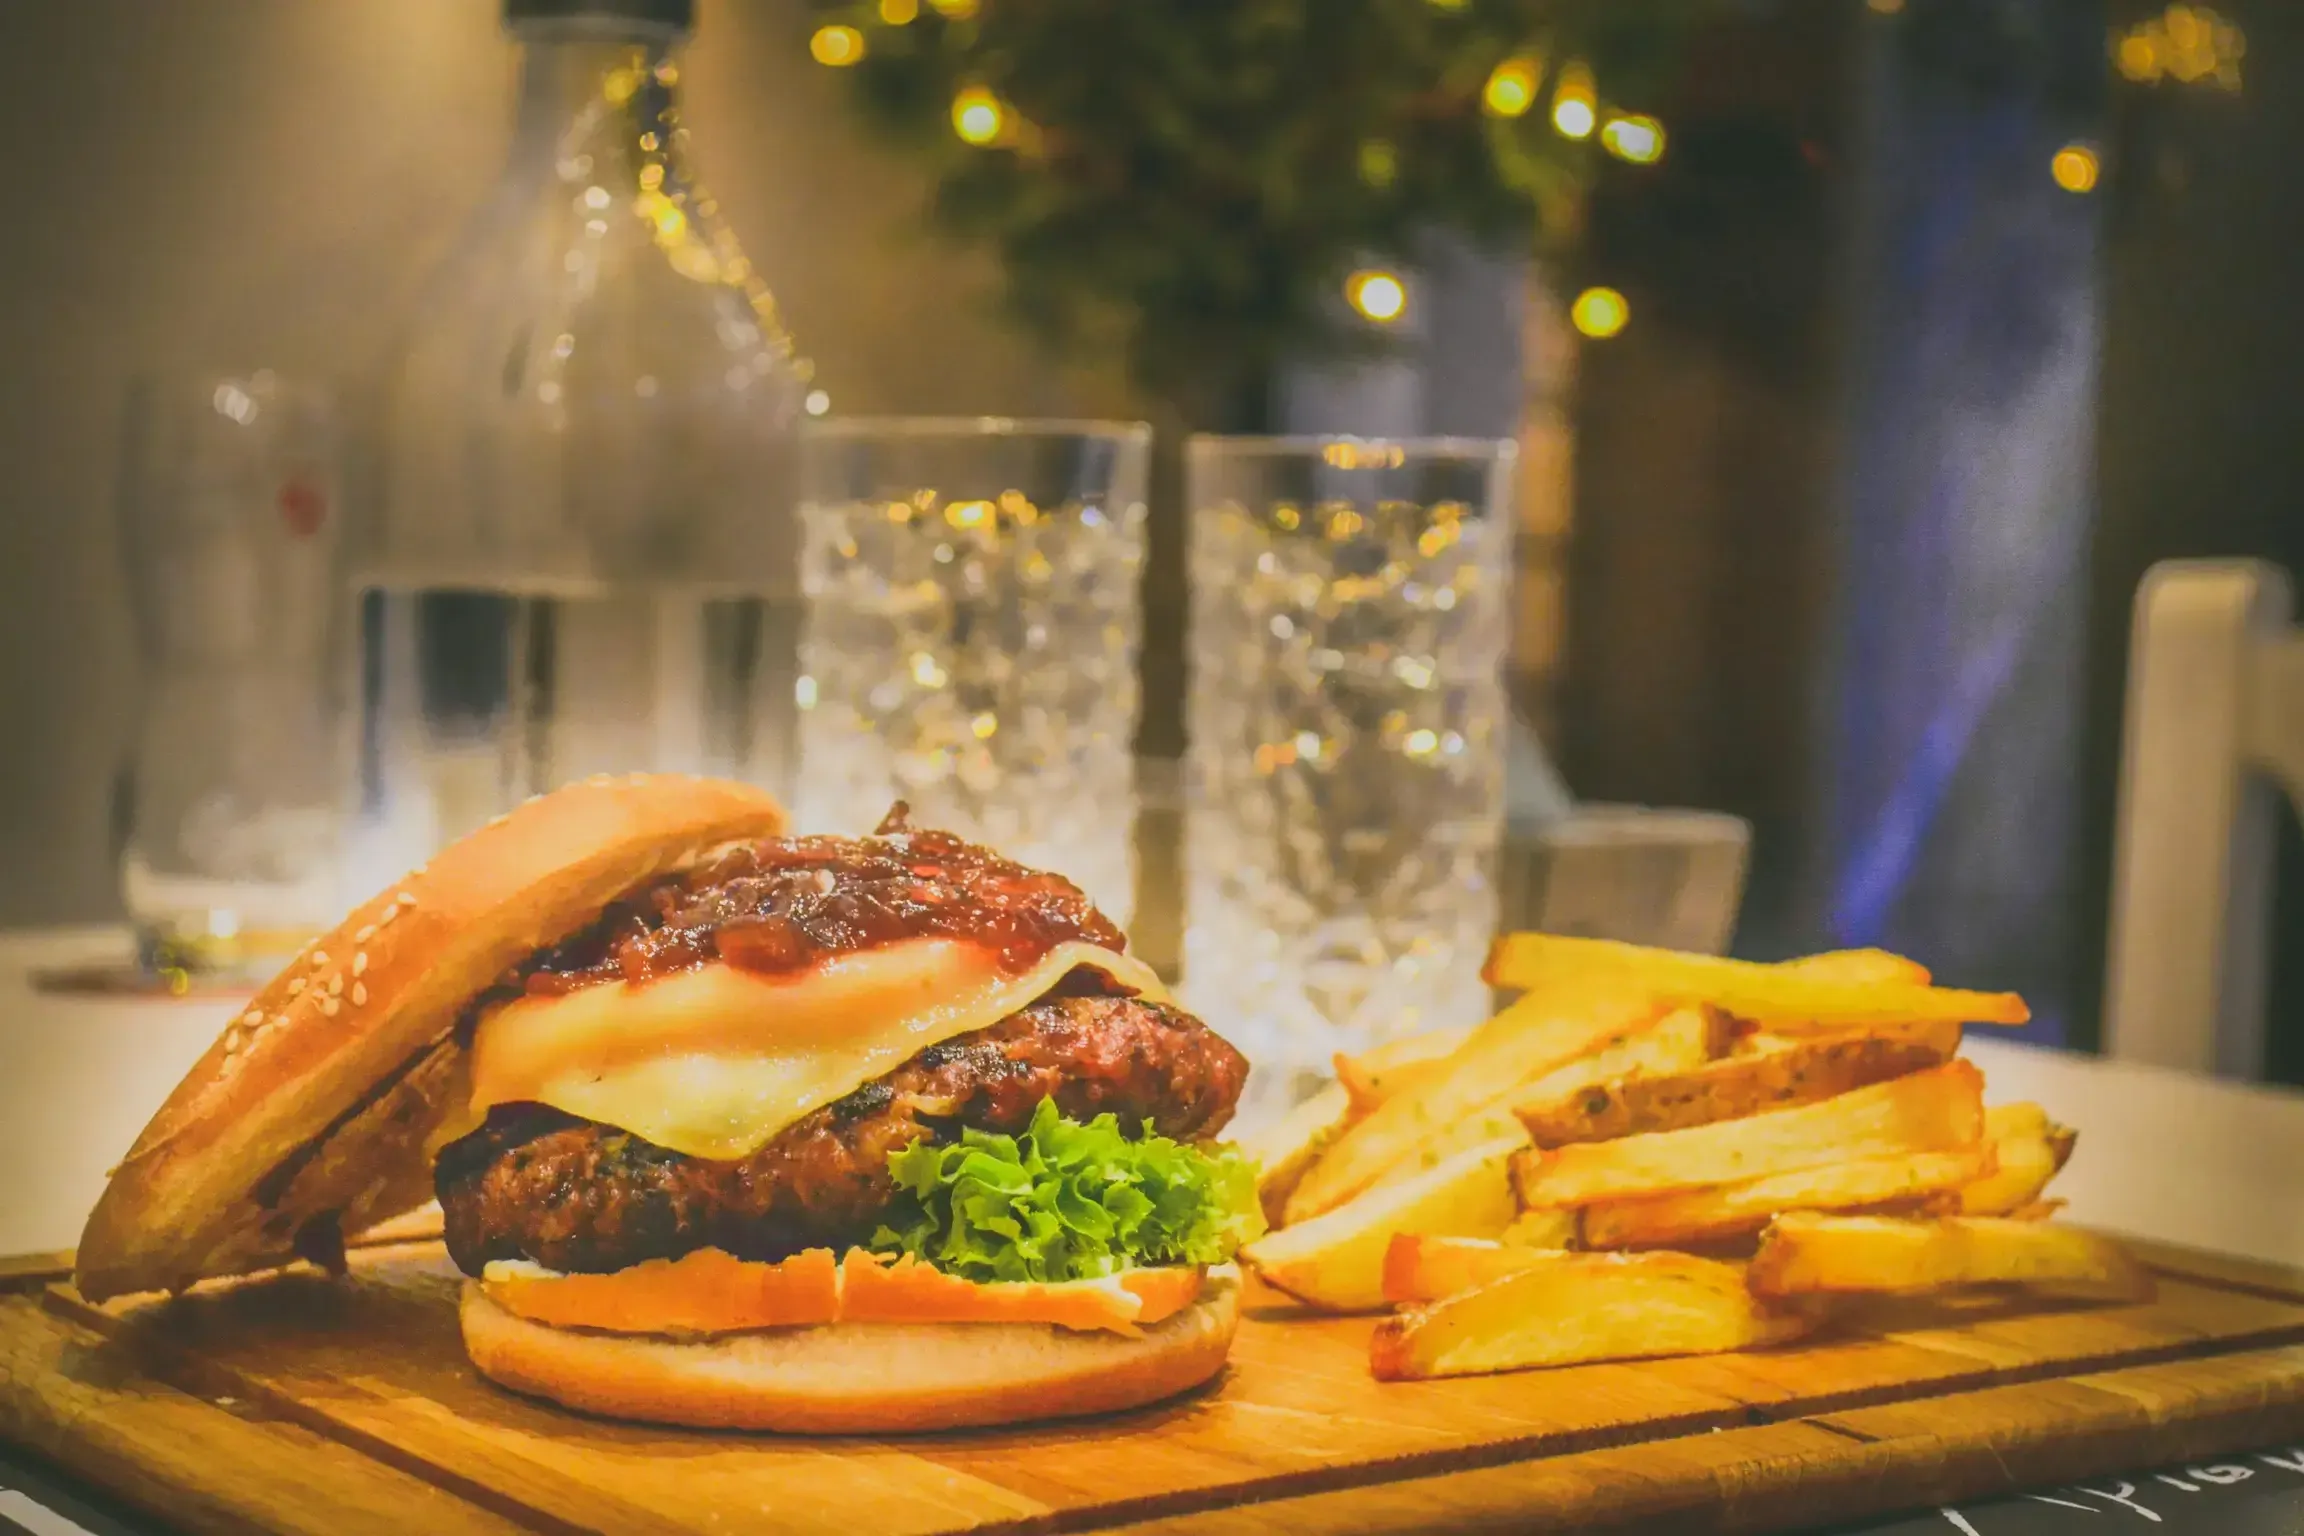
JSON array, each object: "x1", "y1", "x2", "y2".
[{"x1": 1235, "y1": 935, "x2": 2151, "y2": 1382}]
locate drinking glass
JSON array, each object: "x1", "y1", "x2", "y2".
[
  {"x1": 116, "y1": 372, "x2": 347, "y2": 980},
  {"x1": 1185, "y1": 436, "x2": 1517, "y2": 1123},
  {"x1": 794, "y1": 419, "x2": 1152, "y2": 922}
]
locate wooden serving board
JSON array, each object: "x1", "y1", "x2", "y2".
[{"x1": 8, "y1": 1237, "x2": 2304, "y2": 1535}]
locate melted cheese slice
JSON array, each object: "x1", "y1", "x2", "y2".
[{"x1": 468, "y1": 938, "x2": 1167, "y2": 1160}]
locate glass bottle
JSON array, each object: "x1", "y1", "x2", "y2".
[{"x1": 355, "y1": 0, "x2": 810, "y2": 881}]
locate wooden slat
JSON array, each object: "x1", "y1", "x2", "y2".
[
  {"x1": 48, "y1": 1251, "x2": 1048, "y2": 1536},
  {"x1": 1633, "y1": 1276, "x2": 2304, "y2": 1418},
  {"x1": 0, "y1": 1251, "x2": 71, "y2": 1289},
  {"x1": 1846, "y1": 1277, "x2": 2304, "y2": 1373},
  {"x1": 0, "y1": 1295, "x2": 524, "y2": 1536},
  {"x1": 2129, "y1": 1234, "x2": 2304, "y2": 1303},
  {"x1": 0, "y1": 1204, "x2": 449, "y2": 1292},
  {"x1": 1104, "y1": 1344, "x2": 2304, "y2": 1534}
]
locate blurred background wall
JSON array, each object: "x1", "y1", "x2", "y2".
[{"x1": 0, "y1": 0, "x2": 1132, "y2": 927}]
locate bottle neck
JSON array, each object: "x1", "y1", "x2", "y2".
[{"x1": 508, "y1": 24, "x2": 677, "y2": 154}]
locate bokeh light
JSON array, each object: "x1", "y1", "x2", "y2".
[
  {"x1": 1601, "y1": 114, "x2": 1667, "y2": 165},
  {"x1": 1484, "y1": 57, "x2": 1540, "y2": 119},
  {"x1": 1347, "y1": 270, "x2": 1409, "y2": 323},
  {"x1": 2051, "y1": 143, "x2": 2100, "y2": 194},
  {"x1": 952, "y1": 87, "x2": 1005, "y2": 145},
  {"x1": 809, "y1": 25, "x2": 865, "y2": 66},
  {"x1": 1570, "y1": 286, "x2": 1629, "y2": 339}
]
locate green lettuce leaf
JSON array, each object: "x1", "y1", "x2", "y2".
[{"x1": 870, "y1": 1098, "x2": 1265, "y2": 1283}]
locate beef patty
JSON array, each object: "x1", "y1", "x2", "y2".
[{"x1": 434, "y1": 985, "x2": 1247, "y2": 1276}]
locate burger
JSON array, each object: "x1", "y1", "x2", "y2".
[{"x1": 74, "y1": 775, "x2": 1260, "y2": 1432}]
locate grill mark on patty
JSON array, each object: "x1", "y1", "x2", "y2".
[{"x1": 434, "y1": 989, "x2": 1247, "y2": 1276}]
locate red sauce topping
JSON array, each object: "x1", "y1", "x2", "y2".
[{"x1": 520, "y1": 803, "x2": 1126, "y2": 995}]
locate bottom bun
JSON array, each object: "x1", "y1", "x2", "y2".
[{"x1": 459, "y1": 1270, "x2": 1240, "y2": 1433}]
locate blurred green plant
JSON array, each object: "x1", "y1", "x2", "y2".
[{"x1": 800, "y1": 0, "x2": 1726, "y2": 418}]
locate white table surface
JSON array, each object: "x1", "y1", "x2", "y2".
[
  {"x1": 0, "y1": 928, "x2": 235, "y2": 1259},
  {"x1": 7, "y1": 926, "x2": 2304, "y2": 1270}
]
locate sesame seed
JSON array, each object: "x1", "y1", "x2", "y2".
[
  {"x1": 310, "y1": 950, "x2": 329, "y2": 968},
  {"x1": 287, "y1": 977, "x2": 305, "y2": 995},
  {"x1": 354, "y1": 924, "x2": 374, "y2": 942},
  {"x1": 327, "y1": 973, "x2": 344, "y2": 997},
  {"x1": 376, "y1": 905, "x2": 398, "y2": 927},
  {"x1": 353, "y1": 953, "x2": 368, "y2": 976},
  {"x1": 321, "y1": 997, "x2": 340, "y2": 1017},
  {"x1": 241, "y1": 1008, "x2": 262, "y2": 1026},
  {"x1": 397, "y1": 892, "x2": 418, "y2": 908},
  {"x1": 352, "y1": 982, "x2": 368, "y2": 1006}
]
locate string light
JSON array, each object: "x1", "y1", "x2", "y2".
[
  {"x1": 1358, "y1": 139, "x2": 1398, "y2": 188},
  {"x1": 928, "y1": 0, "x2": 978, "y2": 16},
  {"x1": 879, "y1": 0, "x2": 919, "y2": 20},
  {"x1": 805, "y1": 390, "x2": 831, "y2": 416},
  {"x1": 2050, "y1": 142, "x2": 2100, "y2": 193},
  {"x1": 2114, "y1": 4, "x2": 2244, "y2": 90},
  {"x1": 1600, "y1": 113, "x2": 1666, "y2": 165},
  {"x1": 601, "y1": 58, "x2": 644, "y2": 105},
  {"x1": 1483, "y1": 56, "x2": 1540, "y2": 118},
  {"x1": 810, "y1": 25, "x2": 865, "y2": 66},
  {"x1": 1346, "y1": 269, "x2": 1408, "y2": 323},
  {"x1": 952, "y1": 86, "x2": 1005, "y2": 146},
  {"x1": 1570, "y1": 286, "x2": 1629, "y2": 339},
  {"x1": 1551, "y1": 61, "x2": 1597, "y2": 140}
]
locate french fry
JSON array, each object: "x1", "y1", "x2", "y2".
[
  {"x1": 1333, "y1": 1023, "x2": 1480, "y2": 1113},
  {"x1": 1483, "y1": 933, "x2": 2027, "y2": 1032},
  {"x1": 1517, "y1": 1023, "x2": 1961, "y2": 1147},
  {"x1": 1513, "y1": 1060, "x2": 1986, "y2": 1209},
  {"x1": 1578, "y1": 1144, "x2": 1996, "y2": 1250},
  {"x1": 1243, "y1": 1138, "x2": 1520, "y2": 1312},
  {"x1": 1778, "y1": 949, "x2": 1933, "y2": 986},
  {"x1": 1383, "y1": 1235, "x2": 1564, "y2": 1305},
  {"x1": 1351, "y1": 1004, "x2": 1728, "y2": 1206},
  {"x1": 1958, "y1": 1102, "x2": 2078, "y2": 1217},
  {"x1": 1499, "y1": 1207, "x2": 1579, "y2": 1249},
  {"x1": 1370, "y1": 1251, "x2": 1816, "y2": 1380},
  {"x1": 1282, "y1": 983, "x2": 1659, "y2": 1224},
  {"x1": 1238, "y1": 1082, "x2": 1357, "y2": 1227},
  {"x1": 1747, "y1": 1213, "x2": 2153, "y2": 1301}
]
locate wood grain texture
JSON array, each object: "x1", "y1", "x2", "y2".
[
  {"x1": 45, "y1": 1253, "x2": 1047, "y2": 1536},
  {"x1": 2130, "y1": 1233, "x2": 2304, "y2": 1303},
  {"x1": 0, "y1": 1251, "x2": 72, "y2": 1289},
  {"x1": 1110, "y1": 1346, "x2": 2304, "y2": 1534},
  {"x1": 0, "y1": 1295, "x2": 522, "y2": 1536},
  {"x1": 8, "y1": 1241, "x2": 2304, "y2": 1535},
  {"x1": 0, "y1": 1202, "x2": 450, "y2": 1292}
]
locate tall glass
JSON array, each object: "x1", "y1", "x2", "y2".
[
  {"x1": 353, "y1": 4, "x2": 809, "y2": 892},
  {"x1": 1185, "y1": 436, "x2": 1517, "y2": 1123},
  {"x1": 795, "y1": 419, "x2": 1152, "y2": 922},
  {"x1": 116, "y1": 372, "x2": 347, "y2": 981}
]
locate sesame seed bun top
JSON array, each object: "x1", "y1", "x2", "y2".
[{"x1": 73, "y1": 774, "x2": 787, "y2": 1302}]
